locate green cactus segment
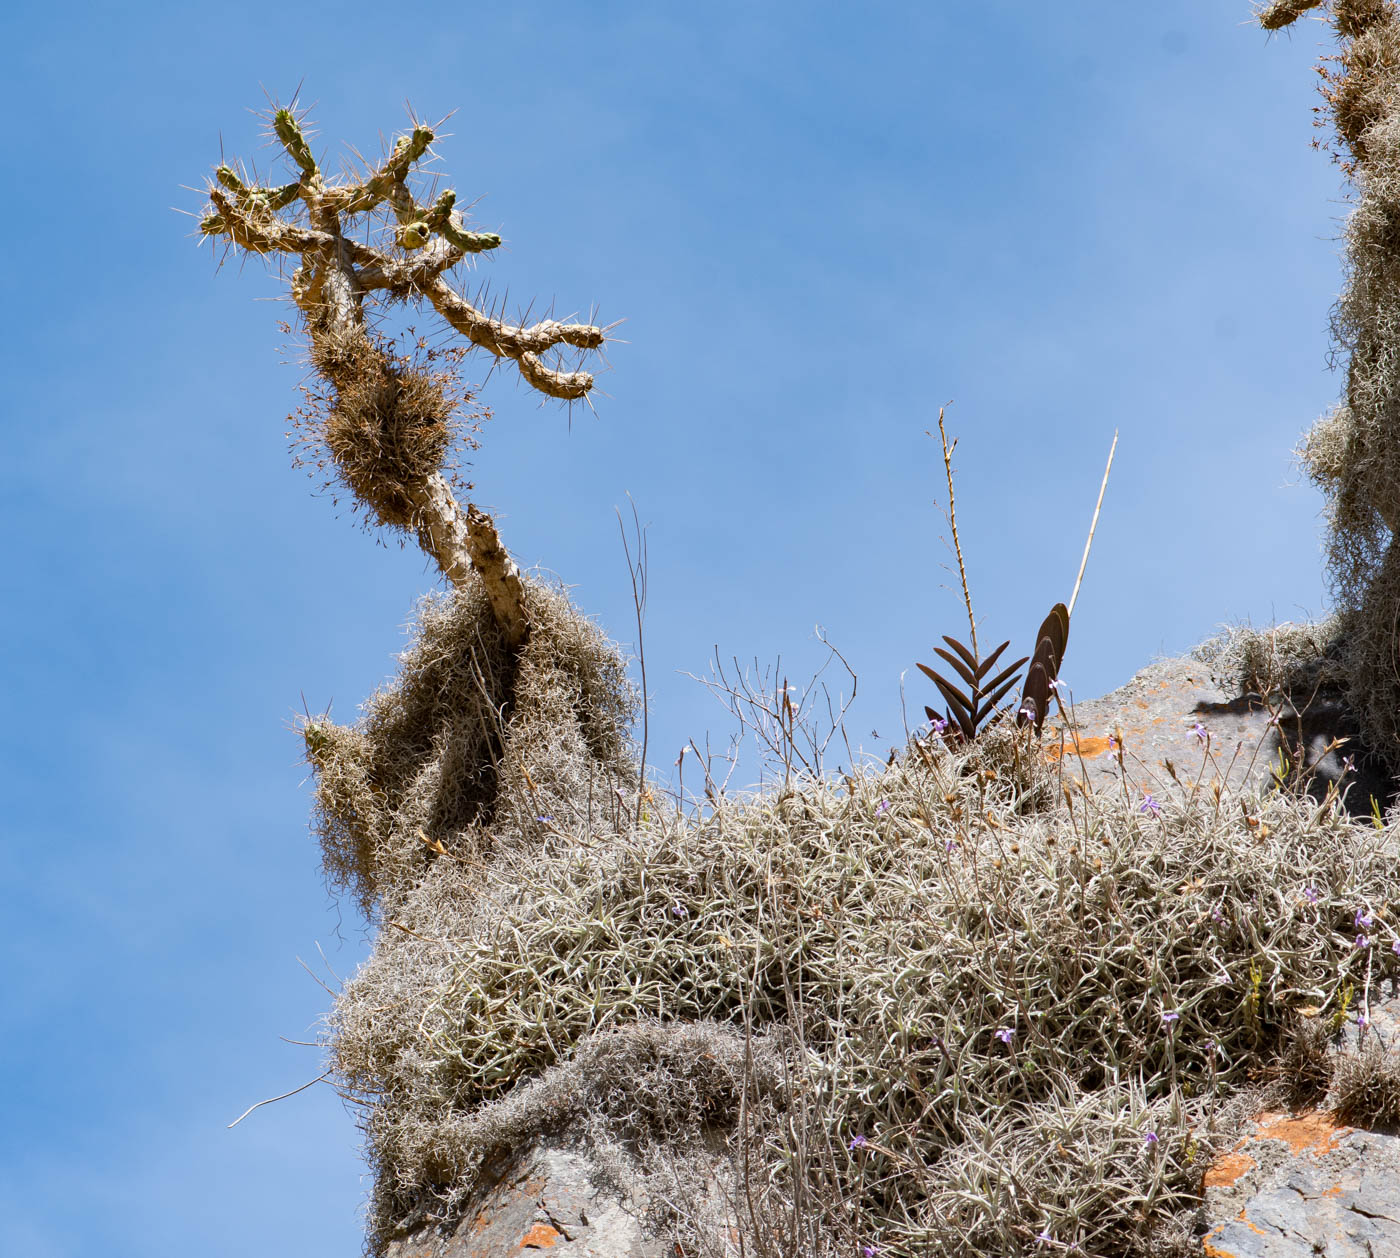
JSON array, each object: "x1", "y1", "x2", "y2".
[
  {"x1": 386, "y1": 125, "x2": 434, "y2": 181},
  {"x1": 273, "y1": 108, "x2": 318, "y2": 174},
  {"x1": 209, "y1": 170, "x2": 303, "y2": 220},
  {"x1": 422, "y1": 187, "x2": 501, "y2": 252},
  {"x1": 199, "y1": 212, "x2": 226, "y2": 235},
  {"x1": 441, "y1": 222, "x2": 502, "y2": 252},
  {"x1": 266, "y1": 180, "x2": 302, "y2": 211},
  {"x1": 216, "y1": 165, "x2": 248, "y2": 194}
]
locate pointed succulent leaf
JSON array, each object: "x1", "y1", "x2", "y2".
[
  {"x1": 1019, "y1": 660, "x2": 1051, "y2": 730},
  {"x1": 979, "y1": 655, "x2": 1029, "y2": 711},
  {"x1": 929, "y1": 672, "x2": 975, "y2": 722},
  {"x1": 974, "y1": 639, "x2": 1012, "y2": 682},
  {"x1": 976, "y1": 667, "x2": 1026, "y2": 721},
  {"x1": 931, "y1": 647, "x2": 977, "y2": 688},
  {"x1": 941, "y1": 636, "x2": 981, "y2": 676},
  {"x1": 931, "y1": 677, "x2": 976, "y2": 737}
]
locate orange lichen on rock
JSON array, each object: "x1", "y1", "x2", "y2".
[
  {"x1": 1044, "y1": 734, "x2": 1115, "y2": 761},
  {"x1": 517, "y1": 1223, "x2": 561, "y2": 1249},
  {"x1": 1203, "y1": 1148, "x2": 1258, "y2": 1190},
  {"x1": 1254, "y1": 1109, "x2": 1351, "y2": 1157}
]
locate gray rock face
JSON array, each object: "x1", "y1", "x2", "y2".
[
  {"x1": 1202, "y1": 1120, "x2": 1400, "y2": 1258},
  {"x1": 383, "y1": 1139, "x2": 674, "y2": 1258}
]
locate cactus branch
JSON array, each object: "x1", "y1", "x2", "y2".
[
  {"x1": 200, "y1": 108, "x2": 603, "y2": 399},
  {"x1": 197, "y1": 99, "x2": 612, "y2": 644}
]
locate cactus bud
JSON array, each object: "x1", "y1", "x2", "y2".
[
  {"x1": 399, "y1": 220, "x2": 432, "y2": 250},
  {"x1": 303, "y1": 722, "x2": 332, "y2": 760}
]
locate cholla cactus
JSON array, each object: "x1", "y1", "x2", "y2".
[
  {"x1": 1260, "y1": 0, "x2": 1400, "y2": 766},
  {"x1": 199, "y1": 100, "x2": 611, "y2": 644}
]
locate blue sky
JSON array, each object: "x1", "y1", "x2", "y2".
[{"x1": 0, "y1": 2, "x2": 1351, "y2": 1254}]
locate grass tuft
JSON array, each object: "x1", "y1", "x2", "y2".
[{"x1": 1333, "y1": 1036, "x2": 1400, "y2": 1126}]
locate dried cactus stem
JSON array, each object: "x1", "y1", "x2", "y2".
[
  {"x1": 1258, "y1": 0, "x2": 1325, "y2": 29},
  {"x1": 395, "y1": 473, "x2": 529, "y2": 647},
  {"x1": 461, "y1": 502, "x2": 529, "y2": 646}
]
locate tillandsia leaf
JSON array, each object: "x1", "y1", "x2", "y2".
[{"x1": 1017, "y1": 602, "x2": 1071, "y2": 733}]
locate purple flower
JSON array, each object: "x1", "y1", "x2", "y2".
[
  {"x1": 536, "y1": 814, "x2": 554, "y2": 823},
  {"x1": 1356, "y1": 907, "x2": 1375, "y2": 930},
  {"x1": 995, "y1": 1027, "x2": 1015, "y2": 1045},
  {"x1": 1356, "y1": 934, "x2": 1370, "y2": 950},
  {"x1": 862, "y1": 1247, "x2": 880, "y2": 1258},
  {"x1": 1037, "y1": 1232, "x2": 1054, "y2": 1246},
  {"x1": 1143, "y1": 1131, "x2": 1159, "y2": 1146},
  {"x1": 1211, "y1": 906, "x2": 1224, "y2": 924},
  {"x1": 849, "y1": 1134, "x2": 867, "y2": 1151},
  {"x1": 1303, "y1": 886, "x2": 1320, "y2": 905},
  {"x1": 1140, "y1": 794, "x2": 1162, "y2": 816},
  {"x1": 930, "y1": 716, "x2": 948, "y2": 735},
  {"x1": 1357, "y1": 1013, "x2": 1370, "y2": 1030},
  {"x1": 672, "y1": 903, "x2": 689, "y2": 919},
  {"x1": 1192, "y1": 722, "x2": 1208, "y2": 743},
  {"x1": 1392, "y1": 939, "x2": 1400, "y2": 958},
  {"x1": 1162, "y1": 1011, "x2": 1180, "y2": 1026},
  {"x1": 876, "y1": 799, "x2": 890, "y2": 815},
  {"x1": 945, "y1": 839, "x2": 958, "y2": 854}
]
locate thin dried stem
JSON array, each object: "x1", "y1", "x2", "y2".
[{"x1": 1068, "y1": 429, "x2": 1117, "y2": 619}]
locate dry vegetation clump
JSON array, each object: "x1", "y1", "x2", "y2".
[
  {"x1": 302, "y1": 579, "x2": 636, "y2": 918},
  {"x1": 327, "y1": 706, "x2": 1400, "y2": 1257},
  {"x1": 1332, "y1": 1035, "x2": 1400, "y2": 1125},
  {"x1": 294, "y1": 324, "x2": 482, "y2": 533},
  {"x1": 1261, "y1": 0, "x2": 1400, "y2": 772},
  {"x1": 1193, "y1": 616, "x2": 1349, "y2": 698}
]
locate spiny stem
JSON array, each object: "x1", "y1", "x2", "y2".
[{"x1": 935, "y1": 405, "x2": 977, "y2": 657}]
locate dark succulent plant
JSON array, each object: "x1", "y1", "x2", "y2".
[
  {"x1": 918, "y1": 637, "x2": 1028, "y2": 742},
  {"x1": 918, "y1": 602, "x2": 1071, "y2": 742},
  {"x1": 1017, "y1": 602, "x2": 1070, "y2": 733}
]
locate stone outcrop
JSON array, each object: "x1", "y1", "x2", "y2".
[{"x1": 383, "y1": 1139, "x2": 673, "y2": 1258}]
